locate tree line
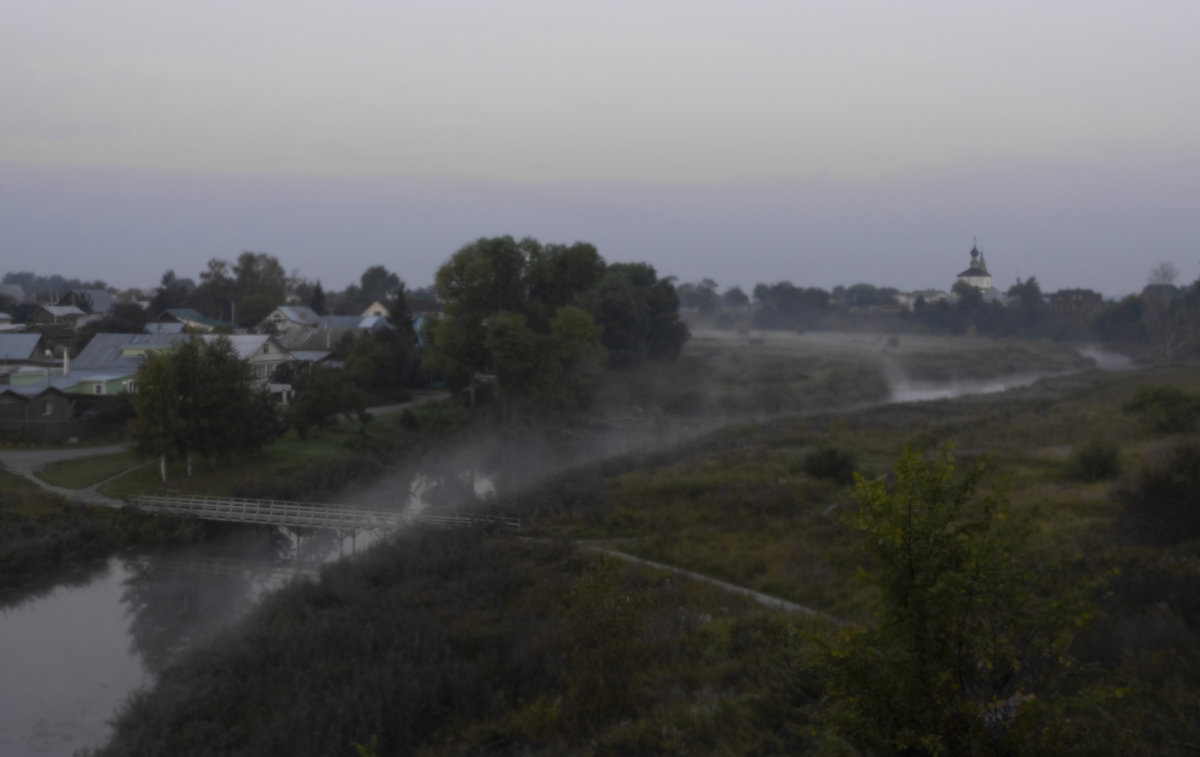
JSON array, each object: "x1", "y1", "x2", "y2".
[
  {"x1": 675, "y1": 265, "x2": 1200, "y2": 362},
  {"x1": 125, "y1": 236, "x2": 688, "y2": 473}
]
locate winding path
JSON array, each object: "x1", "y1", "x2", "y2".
[
  {"x1": 578, "y1": 542, "x2": 843, "y2": 624},
  {"x1": 0, "y1": 443, "x2": 130, "y2": 507},
  {"x1": 0, "y1": 393, "x2": 452, "y2": 507}
]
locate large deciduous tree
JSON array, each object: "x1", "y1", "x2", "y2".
[
  {"x1": 232, "y1": 252, "x2": 287, "y2": 327},
  {"x1": 133, "y1": 336, "x2": 270, "y2": 482},
  {"x1": 424, "y1": 235, "x2": 673, "y2": 416},
  {"x1": 150, "y1": 270, "x2": 194, "y2": 314},
  {"x1": 133, "y1": 351, "x2": 182, "y2": 484},
  {"x1": 1141, "y1": 262, "x2": 1193, "y2": 362},
  {"x1": 583, "y1": 262, "x2": 688, "y2": 365}
]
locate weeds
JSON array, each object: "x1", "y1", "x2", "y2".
[{"x1": 1070, "y1": 438, "x2": 1122, "y2": 482}]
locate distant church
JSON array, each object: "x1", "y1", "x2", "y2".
[{"x1": 955, "y1": 241, "x2": 993, "y2": 291}]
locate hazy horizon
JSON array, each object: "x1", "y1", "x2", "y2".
[{"x1": 3, "y1": 1, "x2": 1198, "y2": 298}]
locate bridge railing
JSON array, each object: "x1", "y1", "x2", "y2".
[{"x1": 127, "y1": 494, "x2": 520, "y2": 532}]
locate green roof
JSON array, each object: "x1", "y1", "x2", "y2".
[{"x1": 165, "y1": 309, "x2": 236, "y2": 329}]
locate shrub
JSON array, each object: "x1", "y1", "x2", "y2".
[
  {"x1": 801, "y1": 445, "x2": 858, "y2": 485},
  {"x1": 1122, "y1": 386, "x2": 1200, "y2": 434},
  {"x1": 1070, "y1": 438, "x2": 1121, "y2": 482},
  {"x1": 1115, "y1": 440, "x2": 1200, "y2": 545}
]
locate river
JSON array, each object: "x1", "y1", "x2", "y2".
[{"x1": 0, "y1": 468, "x2": 498, "y2": 757}]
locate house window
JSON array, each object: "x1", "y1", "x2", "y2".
[
  {"x1": 93, "y1": 383, "x2": 104, "y2": 395},
  {"x1": 43, "y1": 400, "x2": 54, "y2": 416}
]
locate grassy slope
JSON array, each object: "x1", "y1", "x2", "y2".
[
  {"x1": 528, "y1": 366, "x2": 1186, "y2": 620},
  {"x1": 35, "y1": 450, "x2": 143, "y2": 489},
  {"x1": 94, "y1": 531, "x2": 832, "y2": 757},
  {"x1": 37, "y1": 402, "x2": 462, "y2": 501}
]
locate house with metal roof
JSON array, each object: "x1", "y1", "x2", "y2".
[
  {"x1": 258, "y1": 306, "x2": 321, "y2": 334},
  {"x1": 60, "y1": 288, "x2": 117, "y2": 314},
  {"x1": 144, "y1": 322, "x2": 185, "y2": 335},
  {"x1": 62, "y1": 332, "x2": 303, "y2": 402},
  {"x1": 317, "y1": 314, "x2": 381, "y2": 331},
  {"x1": 28, "y1": 304, "x2": 87, "y2": 325},
  {"x1": 160, "y1": 309, "x2": 239, "y2": 333},
  {"x1": 0, "y1": 333, "x2": 45, "y2": 366}
]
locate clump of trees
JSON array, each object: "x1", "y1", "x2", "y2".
[
  {"x1": 133, "y1": 337, "x2": 277, "y2": 482},
  {"x1": 422, "y1": 236, "x2": 688, "y2": 418},
  {"x1": 752, "y1": 281, "x2": 831, "y2": 331}
]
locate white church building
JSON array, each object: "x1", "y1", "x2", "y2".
[{"x1": 956, "y1": 242, "x2": 993, "y2": 291}]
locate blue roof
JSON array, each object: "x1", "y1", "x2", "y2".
[{"x1": 0, "y1": 333, "x2": 41, "y2": 361}]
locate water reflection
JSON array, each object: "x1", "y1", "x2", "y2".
[{"x1": 0, "y1": 561, "x2": 147, "y2": 756}]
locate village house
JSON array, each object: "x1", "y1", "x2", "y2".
[
  {"x1": 157, "y1": 309, "x2": 240, "y2": 333},
  {"x1": 0, "y1": 386, "x2": 90, "y2": 443},
  {"x1": 258, "y1": 306, "x2": 321, "y2": 334},
  {"x1": 59, "y1": 288, "x2": 118, "y2": 315},
  {"x1": 28, "y1": 304, "x2": 87, "y2": 326},
  {"x1": 67, "y1": 333, "x2": 300, "y2": 393},
  {"x1": 361, "y1": 300, "x2": 390, "y2": 318},
  {"x1": 0, "y1": 333, "x2": 53, "y2": 378},
  {"x1": 896, "y1": 289, "x2": 952, "y2": 311}
]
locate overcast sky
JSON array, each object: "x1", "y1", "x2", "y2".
[{"x1": 2, "y1": 1, "x2": 1198, "y2": 296}]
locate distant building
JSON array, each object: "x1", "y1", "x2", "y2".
[
  {"x1": 897, "y1": 289, "x2": 952, "y2": 311},
  {"x1": 60, "y1": 288, "x2": 117, "y2": 315},
  {"x1": 955, "y1": 242, "x2": 993, "y2": 292},
  {"x1": 1048, "y1": 288, "x2": 1104, "y2": 314},
  {"x1": 258, "y1": 306, "x2": 321, "y2": 334},
  {"x1": 159, "y1": 309, "x2": 239, "y2": 333},
  {"x1": 28, "y1": 305, "x2": 87, "y2": 326},
  {"x1": 362, "y1": 301, "x2": 391, "y2": 318}
]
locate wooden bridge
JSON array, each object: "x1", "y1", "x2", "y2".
[{"x1": 127, "y1": 494, "x2": 521, "y2": 533}]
